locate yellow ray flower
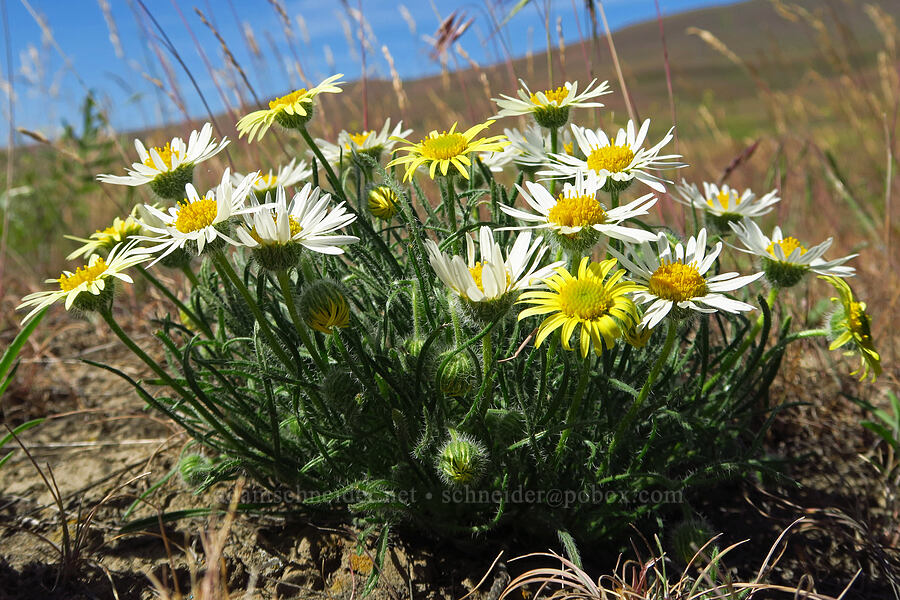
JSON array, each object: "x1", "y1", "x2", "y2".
[
  {"x1": 387, "y1": 120, "x2": 508, "y2": 181},
  {"x1": 820, "y1": 275, "x2": 881, "y2": 382},
  {"x1": 517, "y1": 257, "x2": 641, "y2": 357}
]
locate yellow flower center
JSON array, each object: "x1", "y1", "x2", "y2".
[
  {"x1": 767, "y1": 237, "x2": 807, "y2": 258},
  {"x1": 563, "y1": 142, "x2": 574, "y2": 156},
  {"x1": 268, "y1": 88, "x2": 308, "y2": 110},
  {"x1": 59, "y1": 259, "x2": 108, "y2": 292},
  {"x1": 143, "y1": 142, "x2": 180, "y2": 169},
  {"x1": 255, "y1": 173, "x2": 277, "y2": 187},
  {"x1": 848, "y1": 301, "x2": 868, "y2": 337},
  {"x1": 649, "y1": 261, "x2": 707, "y2": 301},
  {"x1": 468, "y1": 262, "x2": 510, "y2": 293},
  {"x1": 529, "y1": 86, "x2": 568, "y2": 106},
  {"x1": 547, "y1": 194, "x2": 607, "y2": 228},
  {"x1": 175, "y1": 196, "x2": 218, "y2": 234},
  {"x1": 346, "y1": 131, "x2": 372, "y2": 149},
  {"x1": 558, "y1": 279, "x2": 613, "y2": 320},
  {"x1": 419, "y1": 132, "x2": 468, "y2": 160},
  {"x1": 707, "y1": 190, "x2": 739, "y2": 211},
  {"x1": 586, "y1": 144, "x2": 635, "y2": 174}
]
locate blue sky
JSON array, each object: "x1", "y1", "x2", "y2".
[{"x1": 1, "y1": 0, "x2": 740, "y2": 140}]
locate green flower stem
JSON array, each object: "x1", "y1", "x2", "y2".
[
  {"x1": 411, "y1": 284, "x2": 422, "y2": 340},
  {"x1": 444, "y1": 174, "x2": 459, "y2": 250},
  {"x1": 609, "y1": 187, "x2": 620, "y2": 209},
  {"x1": 784, "y1": 328, "x2": 829, "y2": 342},
  {"x1": 181, "y1": 264, "x2": 200, "y2": 288},
  {"x1": 556, "y1": 353, "x2": 592, "y2": 458},
  {"x1": 99, "y1": 308, "x2": 190, "y2": 401},
  {"x1": 211, "y1": 252, "x2": 293, "y2": 370},
  {"x1": 449, "y1": 292, "x2": 463, "y2": 346},
  {"x1": 298, "y1": 125, "x2": 403, "y2": 279},
  {"x1": 702, "y1": 286, "x2": 779, "y2": 394},
  {"x1": 276, "y1": 270, "x2": 328, "y2": 372},
  {"x1": 482, "y1": 331, "x2": 493, "y2": 380},
  {"x1": 549, "y1": 127, "x2": 559, "y2": 196},
  {"x1": 299, "y1": 253, "x2": 318, "y2": 283},
  {"x1": 299, "y1": 126, "x2": 343, "y2": 195},
  {"x1": 136, "y1": 266, "x2": 213, "y2": 339},
  {"x1": 99, "y1": 308, "x2": 242, "y2": 448},
  {"x1": 605, "y1": 318, "x2": 678, "y2": 467}
]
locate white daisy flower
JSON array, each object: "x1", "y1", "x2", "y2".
[
  {"x1": 97, "y1": 123, "x2": 229, "y2": 199},
  {"x1": 233, "y1": 158, "x2": 312, "y2": 199},
  {"x1": 492, "y1": 79, "x2": 611, "y2": 129},
  {"x1": 500, "y1": 173, "x2": 658, "y2": 252},
  {"x1": 676, "y1": 180, "x2": 779, "y2": 232},
  {"x1": 313, "y1": 118, "x2": 412, "y2": 167},
  {"x1": 236, "y1": 183, "x2": 359, "y2": 256},
  {"x1": 17, "y1": 241, "x2": 151, "y2": 324},
  {"x1": 729, "y1": 219, "x2": 856, "y2": 288},
  {"x1": 236, "y1": 73, "x2": 344, "y2": 142},
  {"x1": 425, "y1": 226, "x2": 563, "y2": 321},
  {"x1": 477, "y1": 146, "x2": 516, "y2": 173},
  {"x1": 138, "y1": 169, "x2": 261, "y2": 265},
  {"x1": 500, "y1": 125, "x2": 576, "y2": 170},
  {"x1": 540, "y1": 120, "x2": 684, "y2": 193},
  {"x1": 610, "y1": 229, "x2": 763, "y2": 330}
]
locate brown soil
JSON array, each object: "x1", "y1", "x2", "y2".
[{"x1": 1, "y1": 302, "x2": 898, "y2": 599}]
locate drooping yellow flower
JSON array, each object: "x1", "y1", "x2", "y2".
[
  {"x1": 387, "y1": 120, "x2": 508, "y2": 181},
  {"x1": 367, "y1": 186, "x2": 399, "y2": 220},
  {"x1": 517, "y1": 257, "x2": 641, "y2": 357},
  {"x1": 17, "y1": 241, "x2": 150, "y2": 324},
  {"x1": 300, "y1": 280, "x2": 350, "y2": 334},
  {"x1": 236, "y1": 74, "x2": 344, "y2": 142},
  {"x1": 820, "y1": 275, "x2": 881, "y2": 382},
  {"x1": 65, "y1": 214, "x2": 146, "y2": 260}
]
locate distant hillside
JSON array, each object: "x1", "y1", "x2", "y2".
[{"x1": 319, "y1": 0, "x2": 900, "y2": 139}]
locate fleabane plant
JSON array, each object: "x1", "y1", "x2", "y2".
[
  {"x1": 98, "y1": 122, "x2": 229, "y2": 199},
  {"x1": 502, "y1": 172, "x2": 658, "y2": 253},
  {"x1": 425, "y1": 226, "x2": 562, "y2": 323},
  {"x1": 139, "y1": 169, "x2": 260, "y2": 264},
  {"x1": 19, "y1": 76, "x2": 883, "y2": 558},
  {"x1": 543, "y1": 119, "x2": 684, "y2": 193},
  {"x1": 676, "y1": 180, "x2": 780, "y2": 235}
]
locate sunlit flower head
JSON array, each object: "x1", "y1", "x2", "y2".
[
  {"x1": 367, "y1": 185, "x2": 400, "y2": 220},
  {"x1": 676, "y1": 180, "x2": 779, "y2": 233},
  {"x1": 729, "y1": 219, "x2": 856, "y2": 288},
  {"x1": 233, "y1": 158, "x2": 312, "y2": 200},
  {"x1": 503, "y1": 125, "x2": 576, "y2": 171},
  {"x1": 478, "y1": 146, "x2": 516, "y2": 173},
  {"x1": 236, "y1": 74, "x2": 344, "y2": 142},
  {"x1": 501, "y1": 173, "x2": 658, "y2": 252},
  {"x1": 235, "y1": 183, "x2": 359, "y2": 260},
  {"x1": 387, "y1": 120, "x2": 508, "y2": 181},
  {"x1": 17, "y1": 241, "x2": 150, "y2": 324},
  {"x1": 820, "y1": 275, "x2": 881, "y2": 382},
  {"x1": 492, "y1": 79, "x2": 611, "y2": 129},
  {"x1": 138, "y1": 169, "x2": 260, "y2": 265},
  {"x1": 425, "y1": 226, "x2": 562, "y2": 322},
  {"x1": 541, "y1": 120, "x2": 684, "y2": 193},
  {"x1": 97, "y1": 123, "x2": 228, "y2": 199},
  {"x1": 517, "y1": 256, "x2": 641, "y2": 357},
  {"x1": 342, "y1": 118, "x2": 412, "y2": 161},
  {"x1": 65, "y1": 213, "x2": 146, "y2": 260},
  {"x1": 314, "y1": 119, "x2": 411, "y2": 168},
  {"x1": 610, "y1": 229, "x2": 763, "y2": 330}
]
